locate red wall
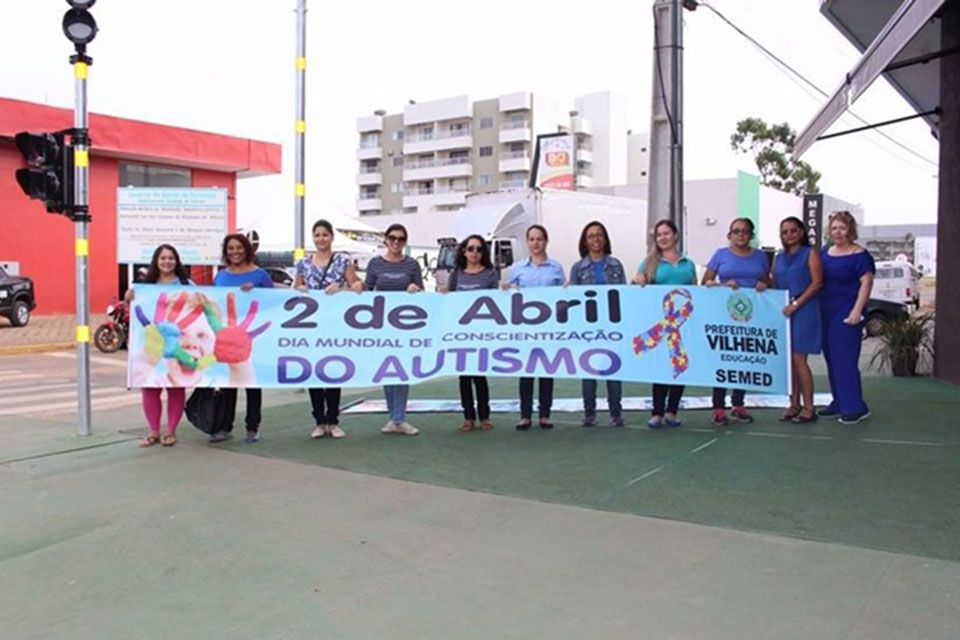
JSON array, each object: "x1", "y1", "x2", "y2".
[{"x1": 0, "y1": 140, "x2": 239, "y2": 315}]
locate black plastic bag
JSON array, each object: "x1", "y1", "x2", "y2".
[{"x1": 185, "y1": 388, "x2": 229, "y2": 434}]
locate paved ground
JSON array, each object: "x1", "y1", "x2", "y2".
[{"x1": 2, "y1": 350, "x2": 959, "y2": 639}]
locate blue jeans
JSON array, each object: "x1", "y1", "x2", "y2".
[
  {"x1": 582, "y1": 379, "x2": 623, "y2": 419},
  {"x1": 383, "y1": 385, "x2": 410, "y2": 423}
]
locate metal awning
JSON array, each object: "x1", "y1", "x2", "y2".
[{"x1": 793, "y1": 0, "x2": 946, "y2": 158}]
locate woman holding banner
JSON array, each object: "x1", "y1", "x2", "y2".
[
  {"x1": 633, "y1": 219, "x2": 697, "y2": 428},
  {"x1": 295, "y1": 219, "x2": 364, "y2": 440},
  {"x1": 212, "y1": 233, "x2": 274, "y2": 444},
  {"x1": 772, "y1": 217, "x2": 823, "y2": 424},
  {"x1": 365, "y1": 223, "x2": 424, "y2": 436},
  {"x1": 570, "y1": 221, "x2": 627, "y2": 427},
  {"x1": 702, "y1": 218, "x2": 770, "y2": 427},
  {"x1": 439, "y1": 235, "x2": 500, "y2": 432},
  {"x1": 506, "y1": 224, "x2": 565, "y2": 430},
  {"x1": 818, "y1": 211, "x2": 874, "y2": 425}
]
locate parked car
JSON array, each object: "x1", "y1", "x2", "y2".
[
  {"x1": 864, "y1": 297, "x2": 909, "y2": 338},
  {"x1": 873, "y1": 260, "x2": 921, "y2": 308},
  {"x1": 264, "y1": 266, "x2": 295, "y2": 288},
  {"x1": 0, "y1": 265, "x2": 37, "y2": 327}
]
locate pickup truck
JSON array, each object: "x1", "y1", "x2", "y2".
[{"x1": 0, "y1": 266, "x2": 36, "y2": 327}]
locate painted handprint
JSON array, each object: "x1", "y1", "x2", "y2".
[
  {"x1": 134, "y1": 291, "x2": 210, "y2": 370},
  {"x1": 202, "y1": 292, "x2": 271, "y2": 364}
]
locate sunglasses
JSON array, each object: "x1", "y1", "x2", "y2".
[
  {"x1": 730, "y1": 228, "x2": 751, "y2": 235},
  {"x1": 464, "y1": 245, "x2": 483, "y2": 253},
  {"x1": 386, "y1": 235, "x2": 407, "y2": 243}
]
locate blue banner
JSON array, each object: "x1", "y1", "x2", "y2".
[{"x1": 127, "y1": 284, "x2": 790, "y2": 393}]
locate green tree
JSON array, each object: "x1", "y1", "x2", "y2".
[{"x1": 730, "y1": 117, "x2": 821, "y2": 195}]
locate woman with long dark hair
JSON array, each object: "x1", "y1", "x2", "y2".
[
  {"x1": 772, "y1": 216, "x2": 823, "y2": 423},
  {"x1": 212, "y1": 233, "x2": 274, "y2": 444},
  {"x1": 439, "y1": 234, "x2": 499, "y2": 432},
  {"x1": 632, "y1": 219, "x2": 697, "y2": 428},
  {"x1": 126, "y1": 244, "x2": 193, "y2": 447},
  {"x1": 365, "y1": 223, "x2": 423, "y2": 436},
  {"x1": 569, "y1": 221, "x2": 627, "y2": 427},
  {"x1": 702, "y1": 217, "x2": 770, "y2": 426},
  {"x1": 506, "y1": 224, "x2": 565, "y2": 430},
  {"x1": 295, "y1": 219, "x2": 363, "y2": 440}
]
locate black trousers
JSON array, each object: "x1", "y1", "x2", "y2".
[
  {"x1": 712, "y1": 387, "x2": 745, "y2": 410},
  {"x1": 652, "y1": 384, "x2": 685, "y2": 416},
  {"x1": 308, "y1": 388, "x2": 342, "y2": 425},
  {"x1": 458, "y1": 376, "x2": 490, "y2": 420},
  {"x1": 221, "y1": 388, "x2": 262, "y2": 432},
  {"x1": 519, "y1": 377, "x2": 554, "y2": 419}
]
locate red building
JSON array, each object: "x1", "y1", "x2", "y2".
[{"x1": 0, "y1": 97, "x2": 281, "y2": 315}]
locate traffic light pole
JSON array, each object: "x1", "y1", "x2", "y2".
[
  {"x1": 72, "y1": 54, "x2": 92, "y2": 437},
  {"x1": 293, "y1": 0, "x2": 307, "y2": 265}
]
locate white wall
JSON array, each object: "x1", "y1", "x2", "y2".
[
  {"x1": 758, "y1": 187, "x2": 801, "y2": 249},
  {"x1": 627, "y1": 131, "x2": 650, "y2": 186},
  {"x1": 574, "y1": 91, "x2": 628, "y2": 187}
]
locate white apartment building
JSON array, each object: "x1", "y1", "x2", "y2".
[{"x1": 355, "y1": 91, "x2": 632, "y2": 216}]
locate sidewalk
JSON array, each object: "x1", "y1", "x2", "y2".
[{"x1": 0, "y1": 313, "x2": 106, "y2": 354}]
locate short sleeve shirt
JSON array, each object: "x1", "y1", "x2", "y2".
[
  {"x1": 296, "y1": 253, "x2": 351, "y2": 290},
  {"x1": 706, "y1": 248, "x2": 769, "y2": 287},
  {"x1": 639, "y1": 255, "x2": 697, "y2": 285},
  {"x1": 506, "y1": 257, "x2": 565, "y2": 288},
  {"x1": 213, "y1": 267, "x2": 274, "y2": 288},
  {"x1": 364, "y1": 256, "x2": 424, "y2": 291}
]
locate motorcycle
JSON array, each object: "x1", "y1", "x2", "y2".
[{"x1": 94, "y1": 298, "x2": 130, "y2": 353}]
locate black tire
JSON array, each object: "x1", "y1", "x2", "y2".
[
  {"x1": 93, "y1": 324, "x2": 125, "y2": 353},
  {"x1": 9, "y1": 300, "x2": 30, "y2": 327},
  {"x1": 865, "y1": 313, "x2": 886, "y2": 338}
]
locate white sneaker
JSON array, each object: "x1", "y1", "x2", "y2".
[
  {"x1": 328, "y1": 425, "x2": 346, "y2": 439},
  {"x1": 311, "y1": 425, "x2": 326, "y2": 439},
  {"x1": 381, "y1": 421, "x2": 398, "y2": 434},
  {"x1": 394, "y1": 421, "x2": 419, "y2": 436}
]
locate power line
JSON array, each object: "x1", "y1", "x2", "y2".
[{"x1": 699, "y1": 1, "x2": 938, "y2": 168}]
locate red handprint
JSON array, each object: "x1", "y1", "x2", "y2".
[{"x1": 202, "y1": 292, "x2": 271, "y2": 364}]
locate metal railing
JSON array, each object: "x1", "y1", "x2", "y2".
[
  {"x1": 358, "y1": 166, "x2": 381, "y2": 174},
  {"x1": 405, "y1": 128, "x2": 472, "y2": 143},
  {"x1": 404, "y1": 156, "x2": 472, "y2": 170},
  {"x1": 499, "y1": 150, "x2": 530, "y2": 160},
  {"x1": 500, "y1": 120, "x2": 530, "y2": 130},
  {"x1": 404, "y1": 185, "x2": 471, "y2": 197},
  {"x1": 359, "y1": 139, "x2": 380, "y2": 149}
]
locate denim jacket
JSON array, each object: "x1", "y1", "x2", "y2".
[{"x1": 568, "y1": 256, "x2": 626, "y2": 285}]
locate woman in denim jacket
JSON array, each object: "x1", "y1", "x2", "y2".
[{"x1": 568, "y1": 221, "x2": 626, "y2": 427}]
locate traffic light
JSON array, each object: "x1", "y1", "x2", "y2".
[{"x1": 14, "y1": 132, "x2": 74, "y2": 215}]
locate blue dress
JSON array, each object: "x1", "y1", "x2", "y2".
[
  {"x1": 773, "y1": 246, "x2": 821, "y2": 355},
  {"x1": 820, "y1": 249, "x2": 875, "y2": 416}
]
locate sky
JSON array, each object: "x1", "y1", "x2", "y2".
[{"x1": 1, "y1": 1, "x2": 940, "y2": 246}]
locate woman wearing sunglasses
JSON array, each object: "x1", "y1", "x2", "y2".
[
  {"x1": 364, "y1": 223, "x2": 423, "y2": 436},
  {"x1": 701, "y1": 217, "x2": 770, "y2": 427},
  {"x1": 439, "y1": 235, "x2": 500, "y2": 432}
]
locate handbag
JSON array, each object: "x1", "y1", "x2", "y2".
[{"x1": 185, "y1": 387, "x2": 229, "y2": 434}]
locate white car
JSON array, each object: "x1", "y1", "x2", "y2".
[{"x1": 873, "y1": 260, "x2": 921, "y2": 308}]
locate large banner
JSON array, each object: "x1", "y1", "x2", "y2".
[
  {"x1": 127, "y1": 284, "x2": 791, "y2": 393},
  {"x1": 533, "y1": 133, "x2": 575, "y2": 190},
  {"x1": 116, "y1": 188, "x2": 227, "y2": 265}
]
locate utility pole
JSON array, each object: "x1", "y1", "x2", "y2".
[
  {"x1": 294, "y1": 1, "x2": 307, "y2": 264},
  {"x1": 647, "y1": 0, "x2": 695, "y2": 251}
]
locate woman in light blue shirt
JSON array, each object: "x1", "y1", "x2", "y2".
[
  {"x1": 506, "y1": 224, "x2": 564, "y2": 430},
  {"x1": 633, "y1": 220, "x2": 697, "y2": 429}
]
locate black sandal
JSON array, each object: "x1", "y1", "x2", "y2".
[
  {"x1": 539, "y1": 420, "x2": 554, "y2": 430},
  {"x1": 515, "y1": 420, "x2": 532, "y2": 431},
  {"x1": 792, "y1": 411, "x2": 819, "y2": 424},
  {"x1": 779, "y1": 407, "x2": 801, "y2": 422}
]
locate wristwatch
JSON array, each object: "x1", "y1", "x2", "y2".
[{"x1": 790, "y1": 300, "x2": 799, "y2": 307}]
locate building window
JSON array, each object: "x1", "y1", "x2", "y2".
[
  {"x1": 392, "y1": 156, "x2": 404, "y2": 167},
  {"x1": 450, "y1": 122, "x2": 469, "y2": 134},
  {"x1": 479, "y1": 117, "x2": 493, "y2": 129},
  {"x1": 394, "y1": 130, "x2": 404, "y2": 141},
  {"x1": 449, "y1": 150, "x2": 469, "y2": 161},
  {"x1": 360, "y1": 133, "x2": 379, "y2": 148},
  {"x1": 391, "y1": 182, "x2": 403, "y2": 193},
  {"x1": 119, "y1": 162, "x2": 190, "y2": 187},
  {"x1": 479, "y1": 146, "x2": 493, "y2": 157},
  {"x1": 477, "y1": 174, "x2": 491, "y2": 186},
  {"x1": 361, "y1": 186, "x2": 378, "y2": 198}
]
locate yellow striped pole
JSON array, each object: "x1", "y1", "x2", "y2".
[{"x1": 294, "y1": 2, "x2": 307, "y2": 264}]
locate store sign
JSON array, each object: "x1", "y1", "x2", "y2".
[
  {"x1": 533, "y1": 133, "x2": 575, "y2": 191},
  {"x1": 117, "y1": 188, "x2": 227, "y2": 265},
  {"x1": 802, "y1": 194, "x2": 823, "y2": 249}
]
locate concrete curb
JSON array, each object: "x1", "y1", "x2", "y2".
[{"x1": 0, "y1": 342, "x2": 74, "y2": 356}]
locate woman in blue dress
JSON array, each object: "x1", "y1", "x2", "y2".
[
  {"x1": 771, "y1": 217, "x2": 823, "y2": 423},
  {"x1": 702, "y1": 217, "x2": 771, "y2": 426},
  {"x1": 819, "y1": 211, "x2": 875, "y2": 425}
]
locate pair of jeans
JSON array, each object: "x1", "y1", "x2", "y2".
[
  {"x1": 712, "y1": 387, "x2": 745, "y2": 410},
  {"x1": 309, "y1": 388, "x2": 342, "y2": 425},
  {"x1": 582, "y1": 379, "x2": 622, "y2": 419},
  {"x1": 519, "y1": 377, "x2": 554, "y2": 419},
  {"x1": 459, "y1": 376, "x2": 490, "y2": 420},
  {"x1": 383, "y1": 385, "x2": 410, "y2": 423},
  {"x1": 221, "y1": 388, "x2": 262, "y2": 432},
  {"x1": 652, "y1": 384, "x2": 685, "y2": 416}
]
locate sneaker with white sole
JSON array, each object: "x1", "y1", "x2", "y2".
[
  {"x1": 311, "y1": 426, "x2": 327, "y2": 439},
  {"x1": 838, "y1": 411, "x2": 871, "y2": 425},
  {"x1": 394, "y1": 421, "x2": 419, "y2": 436},
  {"x1": 328, "y1": 425, "x2": 346, "y2": 439},
  {"x1": 381, "y1": 421, "x2": 398, "y2": 434}
]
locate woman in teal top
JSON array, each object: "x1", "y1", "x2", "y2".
[{"x1": 632, "y1": 220, "x2": 697, "y2": 428}]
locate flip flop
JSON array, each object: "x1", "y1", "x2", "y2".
[
  {"x1": 792, "y1": 412, "x2": 819, "y2": 424},
  {"x1": 139, "y1": 434, "x2": 161, "y2": 447},
  {"x1": 779, "y1": 408, "x2": 801, "y2": 422},
  {"x1": 161, "y1": 434, "x2": 177, "y2": 447},
  {"x1": 539, "y1": 421, "x2": 554, "y2": 430}
]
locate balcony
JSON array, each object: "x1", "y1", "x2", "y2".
[
  {"x1": 498, "y1": 150, "x2": 531, "y2": 173},
  {"x1": 576, "y1": 147, "x2": 593, "y2": 163},
  {"x1": 575, "y1": 173, "x2": 593, "y2": 188},
  {"x1": 500, "y1": 178, "x2": 528, "y2": 189},
  {"x1": 357, "y1": 115, "x2": 383, "y2": 133},
  {"x1": 356, "y1": 168, "x2": 382, "y2": 186},
  {"x1": 403, "y1": 128, "x2": 473, "y2": 155},
  {"x1": 499, "y1": 92, "x2": 532, "y2": 112},
  {"x1": 357, "y1": 141, "x2": 382, "y2": 160},
  {"x1": 357, "y1": 197, "x2": 382, "y2": 212},
  {"x1": 402, "y1": 185, "x2": 470, "y2": 210},
  {"x1": 571, "y1": 116, "x2": 593, "y2": 135},
  {"x1": 403, "y1": 156, "x2": 473, "y2": 182},
  {"x1": 499, "y1": 120, "x2": 532, "y2": 144}
]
